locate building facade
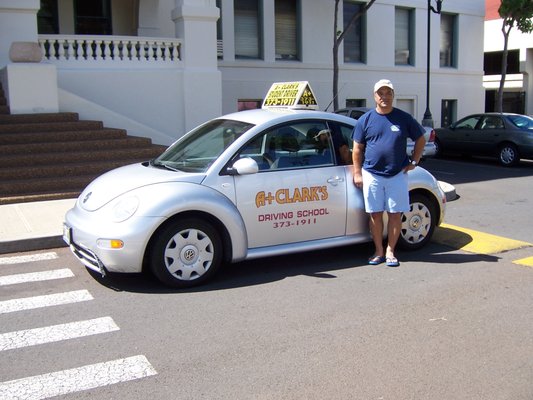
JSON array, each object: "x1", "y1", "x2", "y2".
[
  {"x1": 484, "y1": 0, "x2": 533, "y2": 115},
  {"x1": 0, "y1": 0, "x2": 486, "y2": 145}
]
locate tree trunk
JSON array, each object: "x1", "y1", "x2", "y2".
[{"x1": 497, "y1": 19, "x2": 513, "y2": 113}]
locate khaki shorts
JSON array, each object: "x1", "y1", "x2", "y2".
[{"x1": 362, "y1": 168, "x2": 409, "y2": 213}]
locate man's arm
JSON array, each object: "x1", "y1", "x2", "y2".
[
  {"x1": 411, "y1": 134, "x2": 426, "y2": 165},
  {"x1": 352, "y1": 141, "x2": 365, "y2": 187},
  {"x1": 405, "y1": 134, "x2": 426, "y2": 172}
]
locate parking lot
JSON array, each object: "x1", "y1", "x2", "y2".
[{"x1": 1, "y1": 156, "x2": 533, "y2": 400}]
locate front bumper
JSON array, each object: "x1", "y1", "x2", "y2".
[{"x1": 63, "y1": 206, "x2": 165, "y2": 274}]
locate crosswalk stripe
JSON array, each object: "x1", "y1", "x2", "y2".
[
  {"x1": 0, "y1": 317, "x2": 120, "y2": 351},
  {"x1": 0, "y1": 290, "x2": 93, "y2": 315},
  {"x1": 0, "y1": 355, "x2": 157, "y2": 400},
  {"x1": 0, "y1": 269, "x2": 74, "y2": 286},
  {"x1": 0, "y1": 252, "x2": 58, "y2": 266}
]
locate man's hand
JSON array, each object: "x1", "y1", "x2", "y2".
[{"x1": 353, "y1": 171, "x2": 363, "y2": 188}]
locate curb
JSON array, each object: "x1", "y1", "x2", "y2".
[{"x1": 0, "y1": 236, "x2": 67, "y2": 255}]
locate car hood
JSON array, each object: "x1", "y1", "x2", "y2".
[{"x1": 78, "y1": 163, "x2": 205, "y2": 211}]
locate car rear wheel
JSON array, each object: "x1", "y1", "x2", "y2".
[
  {"x1": 434, "y1": 138, "x2": 443, "y2": 158},
  {"x1": 498, "y1": 143, "x2": 519, "y2": 167},
  {"x1": 398, "y1": 193, "x2": 436, "y2": 250},
  {"x1": 150, "y1": 218, "x2": 223, "y2": 288}
]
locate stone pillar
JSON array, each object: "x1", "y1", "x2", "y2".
[
  {"x1": 4, "y1": 42, "x2": 59, "y2": 114},
  {"x1": 172, "y1": 0, "x2": 222, "y2": 132},
  {"x1": 0, "y1": 0, "x2": 40, "y2": 69}
]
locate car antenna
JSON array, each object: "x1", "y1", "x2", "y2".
[{"x1": 324, "y1": 83, "x2": 346, "y2": 112}]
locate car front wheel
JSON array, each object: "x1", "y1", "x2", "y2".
[
  {"x1": 398, "y1": 193, "x2": 436, "y2": 250},
  {"x1": 150, "y1": 218, "x2": 223, "y2": 288}
]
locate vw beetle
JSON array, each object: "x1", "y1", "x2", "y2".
[{"x1": 64, "y1": 82, "x2": 446, "y2": 288}]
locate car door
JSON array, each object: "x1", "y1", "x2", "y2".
[
  {"x1": 471, "y1": 115, "x2": 506, "y2": 155},
  {"x1": 232, "y1": 120, "x2": 348, "y2": 249},
  {"x1": 446, "y1": 115, "x2": 483, "y2": 152}
]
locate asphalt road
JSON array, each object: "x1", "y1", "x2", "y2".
[{"x1": 1, "y1": 156, "x2": 533, "y2": 400}]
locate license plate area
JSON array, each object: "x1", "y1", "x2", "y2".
[{"x1": 62, "y1": 224, "x2": 72, "y2": 245}]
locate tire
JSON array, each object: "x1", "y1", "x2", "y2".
[
  {"x1": 398, "y1": 193, "x2": 436, "y2": 250},
  {"x1": 150, "y1": 218, "x2": 223, "y2": 288},
  {"x1": 434, "y1": 138, "x2": 443, "y2": 158},
  {"x1": 498, "y1": 143, "x2": 519, "y2": 167}
]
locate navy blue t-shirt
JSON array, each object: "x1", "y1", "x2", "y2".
[{"x1": 352, "y1": 108, "x2": 424, "y2": 176}]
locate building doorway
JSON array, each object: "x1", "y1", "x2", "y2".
[{"x1": 75, "y1": 0, "x2": 112, "y2": 35}]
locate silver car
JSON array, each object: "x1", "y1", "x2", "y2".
[{"x1": 64, "y1": 108, "x2": 446, "y2": 288}]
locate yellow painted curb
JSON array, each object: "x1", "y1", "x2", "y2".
[
  {"x1": 433, "y1": 223, "x2": 532, "y2": 255},
  {"x1": 513, "y1": 257, "x2": 533, "y2": 268}
]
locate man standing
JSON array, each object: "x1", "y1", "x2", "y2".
[{"x1": 352, "y1": 79, "x2": 426, "y2": 267}]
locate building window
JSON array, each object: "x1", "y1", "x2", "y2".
[
  {"x1": 441, "y1": 99, "x2": 457, "y2": 127},
  {"x1": 235, "y1": 0, "x2": 262, "y2": 60},
  {"x1": 74, "y1": 0, "x2": 112, "y2": 35},
  {"x1": 275, "y1": 0, "x2": 299, "y2": 61},
  {"x1": 440, "y1": 13, "x2": 456, "y2": 68},
  {"x1": 346, "y1": 99, "x2": 366, "y2": 107},
  {"x1": 216, "y1": 0, "x2": 223, "y2": 59},
  {"x1": 343, "y1": 1, "x2": 365, "y2": 63},
  {"x1": 395, "y1": 8, "x2": 414, "y2": 66},
  {"x1": 484, "y1": 50, "x2": 520, "y2": 75},
  {"x1": 238, "y1": 100, "x2": 262, "y2": 111},
  {"x1": 38, "y1": 0, "x2": 59, "y2": 34}
]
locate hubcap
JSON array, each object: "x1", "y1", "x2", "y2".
[
  {"x1": 163, "y1": 228, "x2": 214, "y2": 281},
  {"x1": 402, "y1": 202, "x2": 431, "y2": 244}
]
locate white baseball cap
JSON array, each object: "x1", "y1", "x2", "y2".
[{"x1": 374, "y1": 79, "x2": 394, "y2": 93}]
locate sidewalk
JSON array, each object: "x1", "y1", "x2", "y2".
[
  {"x1": 0, "y1": 182, "x2": 456, "y2": 256},
  {"x1": 0, "y1": 198, "x2": 76, "y2": 254}
]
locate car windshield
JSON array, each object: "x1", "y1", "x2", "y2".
[
  {"x1": 507, "y1": 115, "x2": 533, "y2": 130},
  {"x1": 153, "y1": 119, "x2": 254, "y2": 172}
]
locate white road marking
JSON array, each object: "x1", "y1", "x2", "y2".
[
  {"x1": 0, "y1": 269, "x2": 74, "y2": 286},
  {"x1": 0, "y1": 252, "x2": 59, "y2": 266},
  {"x1": 0, "y1": 355, "x2": 157, "y2": 400},
  {"x1": 0, "y1": 317, "x2": 119, "y2": 351},
  {"x1": 0, "y1": 290, "x2": 93, "y2": 315}
]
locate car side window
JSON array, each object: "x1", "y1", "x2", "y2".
[
  {"x1": 480, "y1": 116, "x2": 504, "y2": 130},
  {"x1": 455, "y1": 116, "x2": 481, "y2": 130},
  {"x1": 237, "y1": 121, "x2": 335, "y2": 171}
]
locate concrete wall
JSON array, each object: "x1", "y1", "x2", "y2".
[{"x1": 218, "y1": 0, "x2": 486, "y2": 127}]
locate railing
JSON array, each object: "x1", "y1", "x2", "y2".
[{"x1": 38, "y1": 35, "x2": 182, "y2": 65}]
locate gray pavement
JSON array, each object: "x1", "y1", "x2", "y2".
[
  {"x1": 0, "y1": 182, "x2": 456, "y2": 255},
  {"x1": 0, "y1": 198, "x2": 76, "y2": 254}
]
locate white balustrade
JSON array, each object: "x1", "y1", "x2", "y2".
[{"x1": 38, "y1": 35, "x2": 182, "y2": 65}]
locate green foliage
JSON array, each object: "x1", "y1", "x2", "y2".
[{"x1": 499, "y1": 0, "x2": 533, "y2": 33}]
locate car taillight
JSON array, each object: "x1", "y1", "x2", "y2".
[{"x1": 428, "y1": 129, "x2": 436, "y2": 142}]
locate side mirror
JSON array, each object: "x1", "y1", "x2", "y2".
[{"x1": 227, "y1": 157, "x2": 259, "y2": 175}]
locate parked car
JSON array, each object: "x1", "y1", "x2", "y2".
[
  {"x1": 64, "y1": 84, "x2": 446, "y2": 288},
  {"x1": 334, "y1": 107, "x2": 437, "y2": 158},
  {"x1": 434, "y1": 113, "x2": 533, "y2": 166}
]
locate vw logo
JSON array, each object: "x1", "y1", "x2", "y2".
[
  {"x1": 82, "y1": 191, "x2": 92, "y2": 203},
  {"x1": 183, "y1": 248, "x2": 196, "y2": 262}
]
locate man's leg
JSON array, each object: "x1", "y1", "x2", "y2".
[
  {"x1": 386, "y1": 212, "x2": 402, "y2": 259},
  {"x1": 369, "y1": 211, "x2": 385, "y2": 256}
]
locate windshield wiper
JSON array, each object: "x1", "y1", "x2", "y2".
[{"x1": 150, "y1": 160, "x2": 181, "y2": 172}]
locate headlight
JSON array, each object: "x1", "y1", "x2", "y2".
[{"x1": 112, "y1": 196, "x2": 139, "y2": 222}]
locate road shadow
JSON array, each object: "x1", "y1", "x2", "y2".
[
  {"x1": 421, "y1": 156, "x2": 533, "y2": 186},
  {"x1": 88, "y1": 231, "x2": 500, "y2": 294}
]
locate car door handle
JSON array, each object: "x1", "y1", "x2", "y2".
[{"x1": 327, "y1": 176, "x2": 344, "y2": 186}]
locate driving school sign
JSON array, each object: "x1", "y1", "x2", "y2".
[{"x1": 262, "y1": 81, "x2": 319, "y2": 110}]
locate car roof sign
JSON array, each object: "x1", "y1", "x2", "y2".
[{"x1": 262, "y1": 81, "x2": 319, "y2": 110}]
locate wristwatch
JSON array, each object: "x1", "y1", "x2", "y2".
[{"x1": 410, "y1": 159, "x2": 418, "y2": 167}]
